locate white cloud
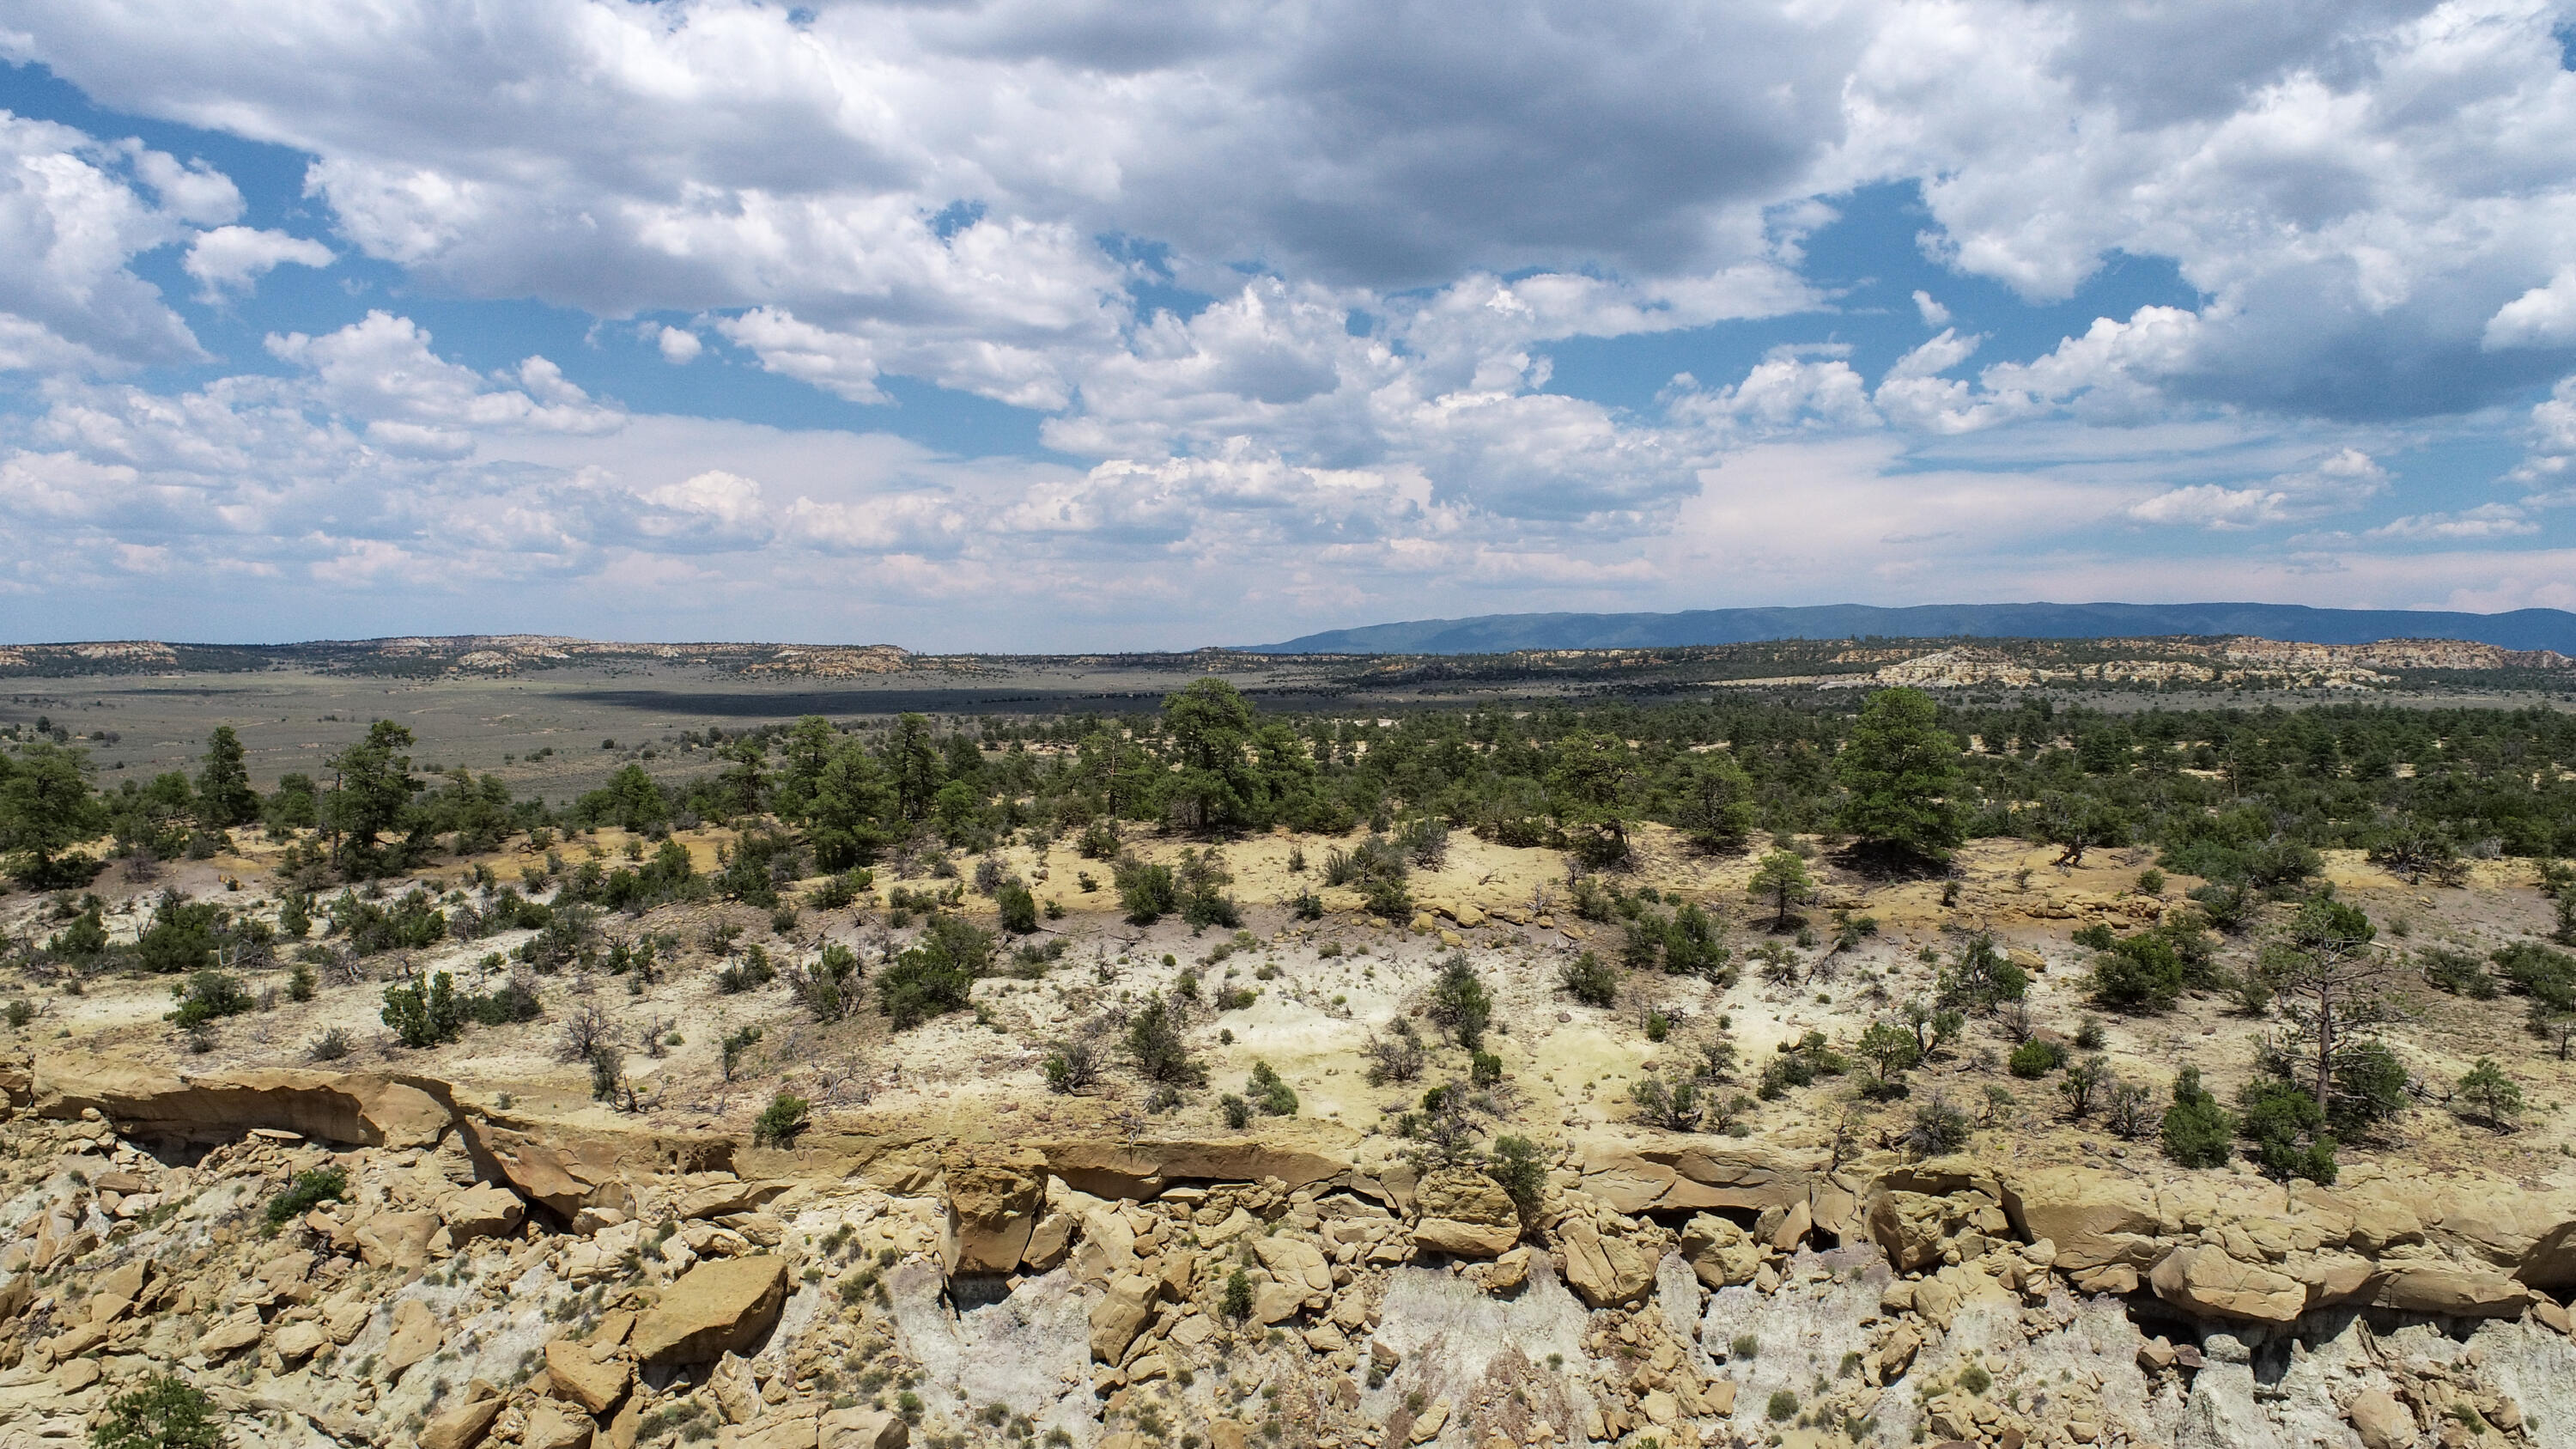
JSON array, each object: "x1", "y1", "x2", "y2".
[
  {"x1": 656, "y1": 326, "x2": 702, "y2": 365},
  {"x1": 2367, "y1": 502, "x2": 2538, "y2": 540},
  {"x1": 2484, "y1": 268, "x2": 2576, "y2": 350},
  {"x1": 2128, "y1": 446, "x2": 2389, "y2": 529},
  {"x1": 0, "y1": 111, "x2": 210, "y2": 372},
  {"x1": 184, "y1": 225, "x2": 333, "y2": 299},
  {"x1": 1912, "y1": 289, "x2": 1950, "y2": 327}
]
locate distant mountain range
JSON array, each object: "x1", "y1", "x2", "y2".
[{"x1": 1247, "y1": 602, "x2": 2576, "y2": 655}]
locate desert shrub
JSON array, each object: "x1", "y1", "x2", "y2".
[
  {"x1": 1124, "y1": 994, "x2": 1203, "y2": 1085},
  {"x1": 1247, "y1": 1060, "x2": 1298, "y2": 1116},
  {"x1": 381, "y1": 971, "x2": 464, "y2": 1048},
  {"x1": 1427, "y1": 953, "x2": 1492, "y2": 1049},
  {"x1": 1902, "y1": 1093, "x2": 1971, "y2": 1156},
  {"x1": 876, "y1": 916, "x2": 994, "y2": 1029},
  {"x1": 994, "y1": 882, "x2": 1039, "y2": 935},
  {"x1": 1113, "y1": 855, "x2": 1178, "y2": 925},
  {"x1": 1365, "y1": 1019, "x2": 1426, "y2": 1085},
  {"x1": 265, "y1": 1166, "x2": 348, "y2": 1227},
  {"x1": 1042, "y1": 1035, "x2": 1101, "y2": 1094},
  {"x1": 2418, "y1": 945, "x2": 2495, "y2": 998},
  {"x1": 2161, "y1": 1067, "x2": 2233, "y2": 1168},
  {"x1": 2087, "y1": 932, "x2": 2184, "y2": 1012},
  {"x1": 2238, "y1": 1077, "x2": 2336, "y2": 1183},
  {"x1": 307, "y1": 1028, "x2": 353, "y2": 1062},
  {"x1": 2007, "y1": 1038, "x2": 2065, "y2": 1078},
  {"x1": 1558, "y1": 951, "x2": 1618, "y2": 1008},
  {"x1": 167, "y1": 971, "x2": 252, "y2": 1029},
  {"x1": 753, "y1": 1092, "x2": 810, "y2": 1147}
]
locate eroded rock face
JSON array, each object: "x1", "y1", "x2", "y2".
[
  {"x1": 1411, "y1": 1168, "x2": 1519, "y2": 1257},
  {"x1": 33, "y1": 1052, "x2": 453, "y2": 1147},
  {"x1": 2150, "y1": 1245, "x2": 2308, "y2": 1324},
  {"x1": 632, "y1": 1256, "x2": 790, "y2": 1364},
  {"x1": 1558, "y1": 1216, "x2": 1656, "y2": 1308},
  {"x1": 942, "y1": 1154, "x2": 1047, "y2": 1275}
]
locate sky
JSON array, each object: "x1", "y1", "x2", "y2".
[{"x1": 4, "y1": 2, "x2": 2576, "y2": 651}]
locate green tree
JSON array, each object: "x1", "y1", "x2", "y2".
[
  {"x1": 719, "y1": 735, "x2": 769, "y2": 815},
  {"x1": 1485, "y1": 1135, "x2": 1548, "y2": 1225},
  {"x1": 2456, "y1": 1056, "x2": 2522, "y2": 1129},
  {"x1": 1674, "y1": 751, "x2": 1758, "y2": 853},
  {"x1": 325, "y1": 721, "x2": 421, "y2": 874},
  {"x1": 90, "y1": 1373, "x2": 226, "y2": 1449},
  {"x1": 1855, "y1": 1019, "x2": 1923, "y2": 1084},
  {"x1": 195, "y1": 727, "x2": 260, "y2": 829},
  {"x1": 1159, "y1": 679, "x2": 1265, "y2": 834},
  {"x1": 592, "y1": 764, "x2": 670, "y2": 833},
  {"x1": 381, "y1": 971, "x2": 464, "y2": 1048},
  {"x1": 1834, "y1": 688, "x2": 1965, "y2": 864},
  {"x1": 1746, "y1": 849, "x2": 1815, "y2": 931},
  {"x1": 0, "y1": 742, "x2": 108, "y2": 887},
  {"x1": 807, "y1": 741, "x2": 894, "y2": 871},
  {"x1": 2259, "y1": 896, "x2": 2395, "y2": 1124},
  {"x1": 1546, "y1": 732, "x2": 1637, "y2": 866},
  {"x1": 885, "y1": 714, "x2": 943, "y2": 822}
]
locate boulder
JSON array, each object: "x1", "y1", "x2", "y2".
[
  {"x1": 942, "y1": 1154, "x2": 1047, "y2": 1275},
  {"x1": 465, "y1": 1122, "x2": 632, "y2": 1218},
  {"x1": 1090, "y1": 1273, "x2": 1160, "y2": 1362},
  {"x1": 524, "y1": 1397, "x2": 598, "y2": 1449},
  {"x1": 2370, "y1": 1263, "x2": 2533, "y2": 1318},
  {"x1": 198, "y1": 1313, "x2": 263, "y2": 1359},
  {"x1": 441, "y1": 1184, "x2": 527, "y2": 1242},
  {"x1": 820, "y1": 1409, "x2": 907, "y2": 1449},
  {"x1": 421, "y1": 1381, "x2": 505, "y2": 1449},
  {"x1": 632, "y1": 1256, "x2": 790, "y2": 1365},
  {"x1": 32, "y1": 1052, "x2": 453, "y2": 1148},
  {"x1": 1251, "y1": 1235, "x2": 1334, "y2": 1294},
  {"x1": 1631, "y1": 1143, "x2": 1814, "y2": 1213},
  {"x1": 355, "y1": 1209, "x2": 441, "y2": 1271},
  {"x1": 2346, "y1": 1390, "x2": 2413, "y2": 1449},
  {"x1": 548, "y1": 1337, "x2": 634, "y2": 1415},
  {"x1": 1023, "y1": 1211, "x2": 1077, "y2": 1271},
  {"x1": 1865, "y1": 1189, "x2": 2008, "y2": 1274},
  {"x1": 1558, "y1": 1217, "x2": 1655, "y2": 1308},
  {"x1": 386, "y1": 1298, "x2": 444, "y2": 1373},
  {"x1": 2148, "y1": 1246, "x2": 2306, "y2": 1324},
  {"x1": 1412, "y1": 1168, "x2": 1520, "y2": 1258},
  {"x1": 1678, "y1": 1215, "x2": 1761, "y2": 1288},
  {"x1": 1996, "y1": 1168, "x2": 2160, "y2": 1271},
  {"x1": 677, "y1": 1179, "x2": 790, "y2": 1221},
  {"x1": 273, "y1": 1321, "x2": 330, "y2": 1361}
]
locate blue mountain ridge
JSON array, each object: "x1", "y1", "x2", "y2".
[{"x1": 1244, "y1": 602, "x2": 2576, "y2": 655}]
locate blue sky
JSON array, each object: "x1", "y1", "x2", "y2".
[{"x1": 3, "y1": 1, "x2": 2576, "y2": 650}]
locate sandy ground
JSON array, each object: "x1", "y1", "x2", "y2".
[{"x1": 5, "y1": 823, "x2": 2573, "y2": 1195}]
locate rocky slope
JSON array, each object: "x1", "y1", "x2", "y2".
[{"x1": 3, "y1": 1053, "x2": 2574, "y2": 1449}]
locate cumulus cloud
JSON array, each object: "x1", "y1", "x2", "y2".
[
  {"x1": 0, "y1": 111, "x2": 212, "y2": 372},
  {"x1": 4, "y1": 2, "x2": 2576, "y2": 642},
  {"x1": 2128, "y1": 447, "x2": 2390, "y2": 529},
  {"x1": 183, "y1": 225, "x2": 332, "y2": 299}
]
